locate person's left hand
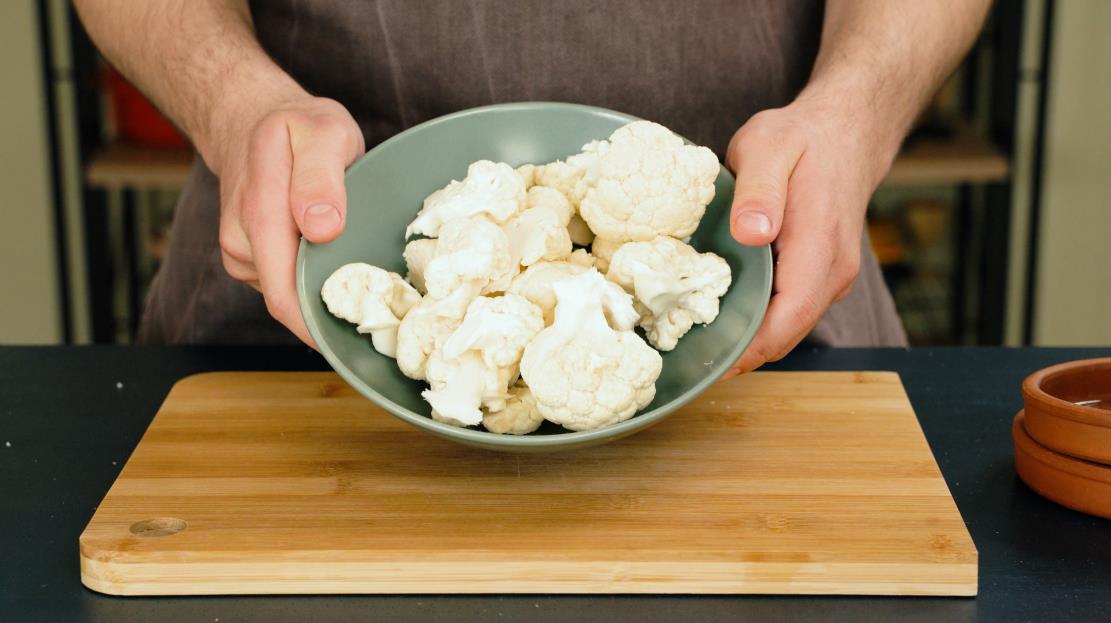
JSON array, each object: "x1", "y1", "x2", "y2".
[{"x1": 721, "y1": 93, "x2": 900, "y2": 378}]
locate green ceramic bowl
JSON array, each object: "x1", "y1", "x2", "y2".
[{"x1": 297, "y1": 102, "x2": 771, "y2": 452}]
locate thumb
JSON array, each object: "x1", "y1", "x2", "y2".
[
  {"x1": 726, "y1": 127, "x2": 804, "y2": 246},
  {"x1": 288, "y1": 113, "x2": 364, "y2": 243}
]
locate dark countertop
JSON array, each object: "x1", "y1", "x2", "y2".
[{"x1": 2, "y1": 345, "x2": 1110, "y2": 623}]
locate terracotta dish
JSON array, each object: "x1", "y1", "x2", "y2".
[
  {"x1": 1021, "y1": 357, "x2": 1111, "y2": 464},
  {"x1": 1013, "y1": 412, "x2": 1111, "y2": 519}
]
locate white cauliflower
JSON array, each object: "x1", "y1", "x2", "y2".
[
  {"x1": 425, "y1": 351, "x2": 518, "y2": 427},
  {"x1": 533, "y1": 160, "x2": 587, "y2": 208},
  {"x1": 423, "y1": 294, "x2": 544, "y2": 426},
  {"x1": 326, "y1": 119, "x2": 734, "y2": 435},
  {"x1": 402, "y1": 238, "x2": 438, "y2": 294},
  {"x1": 577, "y1": 121, "x2": 719, "y2": 242},
  {"x1": 566, "y1": 248, "x2": 596, "y2": 267},
  {"x1": 405, "y1": 160, "x2": 526, "y2": 238},
  {"x1": 589, "y1": 236, "x2": 623, "y2": 273},
  {"x1": 395, "y1": 284, "x2": 475, "y2": 380},
  {"x1": 320, "y1": 263, "x2": 420, "y2": 358},
  {"x1": 502, "y1": 186, "x2": 574, "y2": 267},
  {"x1": 534, "y1": 148, "x2": 604, "y2": 247},
  {"x1": 520, "y1": 269, "x2": 662, "y2": 431},
  {"x1": 423, "y1": 217, "x2": 517, "y2": 298},
  {"x1": 526, "y1": 185, "x2": 575, "y2": 221},
  {"x1": 516, "y1": 163, "x2": 536, "y2": 188},
  {"x1": 606, "y1": 236, "x2": 732, "y2": 351},
  {"x1": 482, "y1": 383, "x2": 545, "y2": 435},
  {"x1": 508, "y1": 261, "x2": 590, "y2": 325},
  {"x1": 508, "y1": 259, "x2": 634, "y2": 327}
]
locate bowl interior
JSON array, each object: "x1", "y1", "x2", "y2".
[
  {"x1": 1039, "y1": 361, "x2": 1111, "y2": 412},
  {"x1": 297, "y1": 102, "x2": 771, "y2": 451}
]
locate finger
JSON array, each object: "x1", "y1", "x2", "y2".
[
  {"x1": 718, "y1": 367, "x2": 741, "y2": 383},
  {"x1": 732, "y1": 173, "x2": 839, "y2": 374},
  {"x1": 218, "y1": 182, "x2": 254, "y2": 266},
  {"x1": 731, "y1": 291, "x2": 818, "y2": 374},
  {"x1": 242, "y1": 117, "x2": 318, "y2": 349},
  {"x1": 726, "y1": 123, "x2": 805, "y2": 247},
  {"x1": 733, "y1": 247, "x2": 834, "y2": 374},
  {"x1": 219, "y1": 218, "x2": 253, "y2": 262},
  {"x1": 220, "y1": 249, "x2": 258, "y2": 283},
  {"x1": 288, "y1": 107, "x2": 365, "y2": 244}
]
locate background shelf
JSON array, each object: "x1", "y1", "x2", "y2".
[
  {"x1": 84, "y1": 121, "x2": 1010, "y2": 192},
  {"x1": 85, "y1": 142, "x2": 194, "y2": 189}
]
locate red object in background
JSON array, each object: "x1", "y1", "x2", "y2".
[{"x1": 102, "y1": 68, "x2": 190, "y2": 150}]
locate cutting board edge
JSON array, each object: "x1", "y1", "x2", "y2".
[{"x1": 80, "y1": 555, "x2": 978, "y2": 597}]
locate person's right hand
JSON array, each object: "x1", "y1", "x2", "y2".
[{"x1": 209, "y1": 94, "x2": 365, "y2": 347}]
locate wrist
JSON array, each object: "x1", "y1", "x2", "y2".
[
  {"x1": 792, "y1": 77, "x2": 910, "y2": 191},
  {"x1": 196, "y1": 60, "x2": 308, "y2": 174}
]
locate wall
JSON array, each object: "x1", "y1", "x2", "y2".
[
  {"x1": 1033, "y1": 0, "x2": 1111, "y2": 345},
  {"x1": 0, "y1": 2, "x2": 63, "y2": 344}
]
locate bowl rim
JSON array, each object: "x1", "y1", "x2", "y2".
[
  {"x1": 1021, "y1": 357, "x2": 1111, "y2": 427},
  {"x1": 1014, "y1": 411, "x2": 1111, "y2": 484},
  {"x1": 296, "y1": 101, "x2": 772, "y2": 448},
  {"x1": 1013, "y1": 412, "x2": 1111, "y2": 520}
]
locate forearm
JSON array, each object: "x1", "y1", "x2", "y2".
[
  {"x1": 798, "y1": 0, "x2": 992, "y2": 184},
  {"x1": 73, "y1": 0, "x2": 305, "y2": 171}
]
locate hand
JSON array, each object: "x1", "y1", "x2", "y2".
[
  {"x1": 721, "y1": 93, "x2": 898, "y2": 378},
  {"x1": 209, "y1": 92, "x2": 365, "y2": 347}
]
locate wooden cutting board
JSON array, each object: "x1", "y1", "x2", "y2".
[{"x1": 79, "y1": 371, "x2": 977, "y2": 596}]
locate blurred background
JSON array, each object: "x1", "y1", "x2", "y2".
[{"x1": 1, "y1": 1, "x2": 1108, "y2": 347}]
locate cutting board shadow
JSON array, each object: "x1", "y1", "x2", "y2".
[{"x1": 79, "y1": 371, "x2": 977, "y2": 596}]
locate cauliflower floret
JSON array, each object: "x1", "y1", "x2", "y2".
[
  {"x1": 320, "y1": 263, "x2": 420, "y2": 358},
  {"x1": 405, "y1": 160, "x2": 526, "y2": 238},
  {"x1": 502, "y1": 186, "x2": 574, "y2": 267},
  {"x1": 533, "y1": 141, "x2": 607, "y2": 208},
  {"x1": 606, "y1": 235, "x2": 732, "y2": 351},
  {"x1": 520, "y1": 269, "x2": 662, "y2": 431},
  {"x1": 516, "y1": 163, "x2": 536, "y2": 189},
  {"x1": 482, "y1": 383, "x2": 545, "y2": 435},
  {"x1": 442, "y1": 294, "x2": 545, "y2": 369},
  {"x1": 526, "y1": 185, "x2": 575, "y2": 221},
  {"x1": 566, "y1": 248, "x2": 596, "y2": 268},
  {"x1": 402, "y1": 238, "x2": 438, "y2": 294},
  {"x1": 577, "y1": 121, "x2": 719, "y2": 242},
  {"x1": 395, "y1": 284, "x2": 476, "y2": 380},
  {"x1": 507, "y1": 261, "x2": 590, "y2": 325},
  {"x1": 425, "y1": 351, "x2": 519, "y2": 427},
  {"x1": 521, "y1": 176, "x2": 595, "y2": 247},
  {"x1": 507, "y1": 260, "x2": 635, "y2": 327},
  {"x1": 589, "y1": 236, "x2": 623, "y2": 273},
  {"x1": 533, "y1": 160, "x2": 586, "y2": 208},
  {"x1": 423, "y1": 217, "x2": 517, "y2": 298},
  {"x1": 423, "y1": 294, "x2": 544, "y2": 426}
]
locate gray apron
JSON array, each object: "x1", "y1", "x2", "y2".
[{"x1": 138, "y1": 0, "x2": 906, "y2": 348}]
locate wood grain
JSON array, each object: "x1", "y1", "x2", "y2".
[{"x1": 79, "y1": 372, "x2": 977, "y2": 596}]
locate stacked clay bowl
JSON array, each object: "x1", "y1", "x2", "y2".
[{"x1": 1014, "y1": 358, "x2": 1111, "y2": 518}]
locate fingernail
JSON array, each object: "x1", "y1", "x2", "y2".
[
  {"x1": 735, "y1": 210, "x2": 771, "y2": 237},
  {"x1": 304, "y1": 204, "x2": 341, "y2": 239}
]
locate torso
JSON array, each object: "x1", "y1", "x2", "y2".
[{"x1": 250, "y1": 0, "x2": 823, "y2": 155}]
